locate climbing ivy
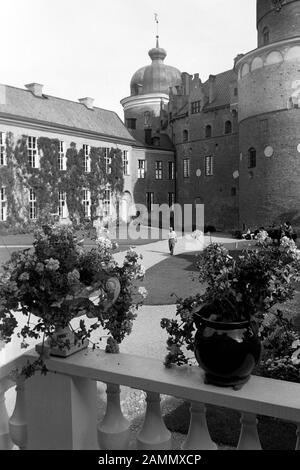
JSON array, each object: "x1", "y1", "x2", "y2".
[{"x1": 0, "y1": 133, "x2": 125, "y2": 234}]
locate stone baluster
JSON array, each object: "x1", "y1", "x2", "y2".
[
  {"x1": 295, "y1": 424, "x2": 300, "y2": 450},
  {"x1": 237, "y1": 412, "x2": 262, "y2": 450},
  {"x1": 9, "y1": 376, "x2": 27, "y2": 450},
  {"x1": 0, "y1": 378, "x2": 14, "y2": 450},
  {"x1": 98, "y1": 383, "x2": 130, "y2": 450},
  {"x1": 25, "y1": 372, "x2": 98, "y2": 449},
  {"x1": 182, "y1": 402, "x2": 217, "y2": 450},
  {"x1": 137, "y1": 391, "x2": 171, "y2": 450}
]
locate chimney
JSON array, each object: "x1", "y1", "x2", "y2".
[
  {"x1": 78, "y1": 97, "x2": 94, "y2": 109},
  {"x1": 208, "y1": 75, "x2": 217, "y2": 104},
  {"x1": 25, "y1": 83, "x2": 44, "y2": 97},
  {"x1": 181, "y1": 72, "x2": 191, "y2": 95}
]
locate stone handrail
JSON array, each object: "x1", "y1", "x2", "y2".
[{"x1": 1, "y1": 348, "x2": 300, "y2": 450}]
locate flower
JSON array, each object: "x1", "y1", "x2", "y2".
[
  {"x1": 138, "y1": 287, "x2": 148, "y2": 299},
  {"x1": 45, "y1": 258, "x2": 60, "y2": 272},
  {"x1": 161, "y1": 239, "x2": 300, "y2": 368},
  {"x1": 19, "y1": 272, "x2": 30, "y2": 281},
  {"x1": 67, "y1": 269, "x2": 80, "y2": 286},
  {"x1": 0, "y1": 224, "x2": 147, "y2": 377}
]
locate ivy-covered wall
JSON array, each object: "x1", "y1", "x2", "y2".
[{"x1": 0, "y1": 133, "x2": 124, "y2": 233}]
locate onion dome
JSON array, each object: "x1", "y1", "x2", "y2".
[{"x1": 130, "y1": 37, "x2": 181, "y2": 96}]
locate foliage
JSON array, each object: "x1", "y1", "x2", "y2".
[
  {"x1": 0, "y1": 134, "x2": 125, "y2": 233},
  {"x1": 0, "y1": 224, "x2": 146, "y2": 376},
  {"x1": 161, "y1": 238, "x2": 300, "y2": 367},
  {"x1": 255, "y1": 310, "x2": 300, "y2": 383}
]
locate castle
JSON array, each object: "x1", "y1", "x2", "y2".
[
  {"x1": 0, "y1": 0, "x2": 300, "y2": 233},
  {"x1": 121, "y1": 0, "x2": 300, "y2": 231}
]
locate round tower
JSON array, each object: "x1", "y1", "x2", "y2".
[
  {"x1": 120, "y1": 36, "x2": 181, "y2": 137},
  {"x1": 236, "y1": 0, "x2": 300, "y2": 229}
]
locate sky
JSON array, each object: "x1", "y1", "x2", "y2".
[{"x1": 1, "y1": 0, "x2": 257, "y2": 118}]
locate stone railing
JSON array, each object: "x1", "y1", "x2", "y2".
[{"x1": 1, "y1": 348, "x2": 300, "y2": 450}]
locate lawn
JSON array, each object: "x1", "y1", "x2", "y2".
[{"x1": 143, "y1": 252, "x2": 204, "y2": 305}]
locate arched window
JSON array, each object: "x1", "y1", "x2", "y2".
[
  {"x1": 224, "y1": 120, "x2": 232, "y2": 135},
  {"x1": 183, "y1": 130, "x2": 189, "y2": 142},
  {"x1": 144, "y1": 111, "x2": 151, "y2": 127},
  {"x1": 248, "y1": 148, "x2": 256, "y2": 169},
  {"x1": 205, "y1": 125, "x2": 212, "y2": 138},
  {"x1": 263, "y1": 27, "x2": 270, "y2": 46}
]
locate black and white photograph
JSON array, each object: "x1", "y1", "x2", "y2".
[{"x1": 0, "y1": 0, "x2": 300, "y2": 458}]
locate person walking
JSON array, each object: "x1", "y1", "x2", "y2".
[{"x1": 168, "y1": 227, "x2": 177, "y2": 255}]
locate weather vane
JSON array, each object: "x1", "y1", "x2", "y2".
[{"x1": 154, "y1": 13, "x2": 159, "y2": 42}]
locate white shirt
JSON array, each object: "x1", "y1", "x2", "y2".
[{"x1": 168, "y1": 231, "x2": 177, "y2": 240}]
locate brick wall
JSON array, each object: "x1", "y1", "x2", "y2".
[
  {"x1": 239, "y1": 108, "x2": 300, "y2": 229},
  {"x1": 174, "y1": 108, "x2": 239, "y2": 230},
  {"x1": 257, "y1": 0, "x2": 300, "y2": 47}
]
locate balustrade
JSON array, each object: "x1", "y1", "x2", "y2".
[{"x1": 0, "y1": 348, "x2": 299, "y2": 451}]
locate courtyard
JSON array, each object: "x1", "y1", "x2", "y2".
[{"x1": 1, "y1": 229, "x2": 300, "y2": 450}]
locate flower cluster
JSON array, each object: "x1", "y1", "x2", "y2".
[
  {"x1": 256, "y1": 311, "x2": 300, "y2": 383},
  {"x1": 0, "y1": 224, "x2": 147, "y2": 370},
  {"x1": 161, "y1": 239, "x2": 300, "y2": 368}
]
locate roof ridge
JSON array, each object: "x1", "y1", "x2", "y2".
[{"x1": 1, "y1": 83, "x2": 118, "y2": 115}]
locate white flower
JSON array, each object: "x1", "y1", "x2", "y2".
[
  {"x1": 139, "y1": 266, "x2": 146, "y2": 277},
  {"x1": 96, "y1": 237, "x2": 112, "y2": 249},
  {"x1": 138, "y1": 287, "x2": 148, "y2": 299}
]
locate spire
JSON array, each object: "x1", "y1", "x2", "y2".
[
  {"x1": 149, "y1": 13, "x2": 167, "y2": 61},
  {"x1": 154, "y1": 13, "x2": 159, "y2": 47}
]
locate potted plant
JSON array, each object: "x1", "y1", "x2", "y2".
[
  {"x1": 0, "y1": 224, "x2": 147, "y2": 377},
  {"x1": 161, "y1": 238, "x2": 300, "y2": 389}
]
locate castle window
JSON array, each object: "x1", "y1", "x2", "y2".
[
  {"x1": 126, "y1": 118, "x2": 136, "y2": 130},
  {"x1": 0, "y1": 132, "x2": 7, "y2": 166},
  {"x1": 205, "y1": 125, "x2": 212, "y2": 138},
  {"x1": 27, "y1": 136, "x2": 39, "y2": 168},
  {"x1": 224, "y1": 120, "x2": 232, "y2": 135},
  {"x1": 169, "y1": 161, "x2": 175, "y2": 180},
  {"x1": 205, "y1": 156, "x2": 214, "y2": 176},
  {"x1": 103, "y1": 186, "x2": 111, "y2": 217},
  {"x1": 263, "y1": 27, "x2": 270, "y2": 46},
  {"x1": 146, "y1": 192, "x2": 154, "y2": 212},
  {"x1": 144, "y1": 111, "x2": 151, "y2": 127},
  {"x1": 248, "y1": 148, "x2": 257, "y2": 169},
  {"x1": 191, "y1": 101, "x2": 201, "y2": 114},
  {"x1": 0, "y1": 187, "x2": 7, "y2": 221},
  {"x1": 82, "y1": 188, "x2": 91, "y2": 218},
  {"x1": 82, "y1": 144, "x2": 91, "y2": 173},
  {"x1": 155, "y1": 161, "x2": 163, "y2": 180},
  {"x1": 168, "y1": 192, "x2": 175, "y2": 208},
  {"x1": 58, "y1": 141, "x2": 67, "y2": 171},
  {"x1": 183, "y1": 130, "x2": 189, "y2": 142},
  {"x1": 123, "y1": 150, "x2": 129, "y2": 175},
  {"x1": 138, "y1": 160, "x2": 145, "y2": 179},
  {"x1": 58, "y1": 191, "x2": 67, "y2": 218},
  {"x1": 29, "y1": 189, "x2": 37, "y2": 220},
  {"x1": 183, "y1": 159, "x2": 190, "y2": 178},
  {"x1": 104, "y1": 148, "x2": 111, "y2": 174}
]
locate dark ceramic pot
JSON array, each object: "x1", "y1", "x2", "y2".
[{"x1": 194, "y1": 317, "x2": 261, "y2": 389}]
